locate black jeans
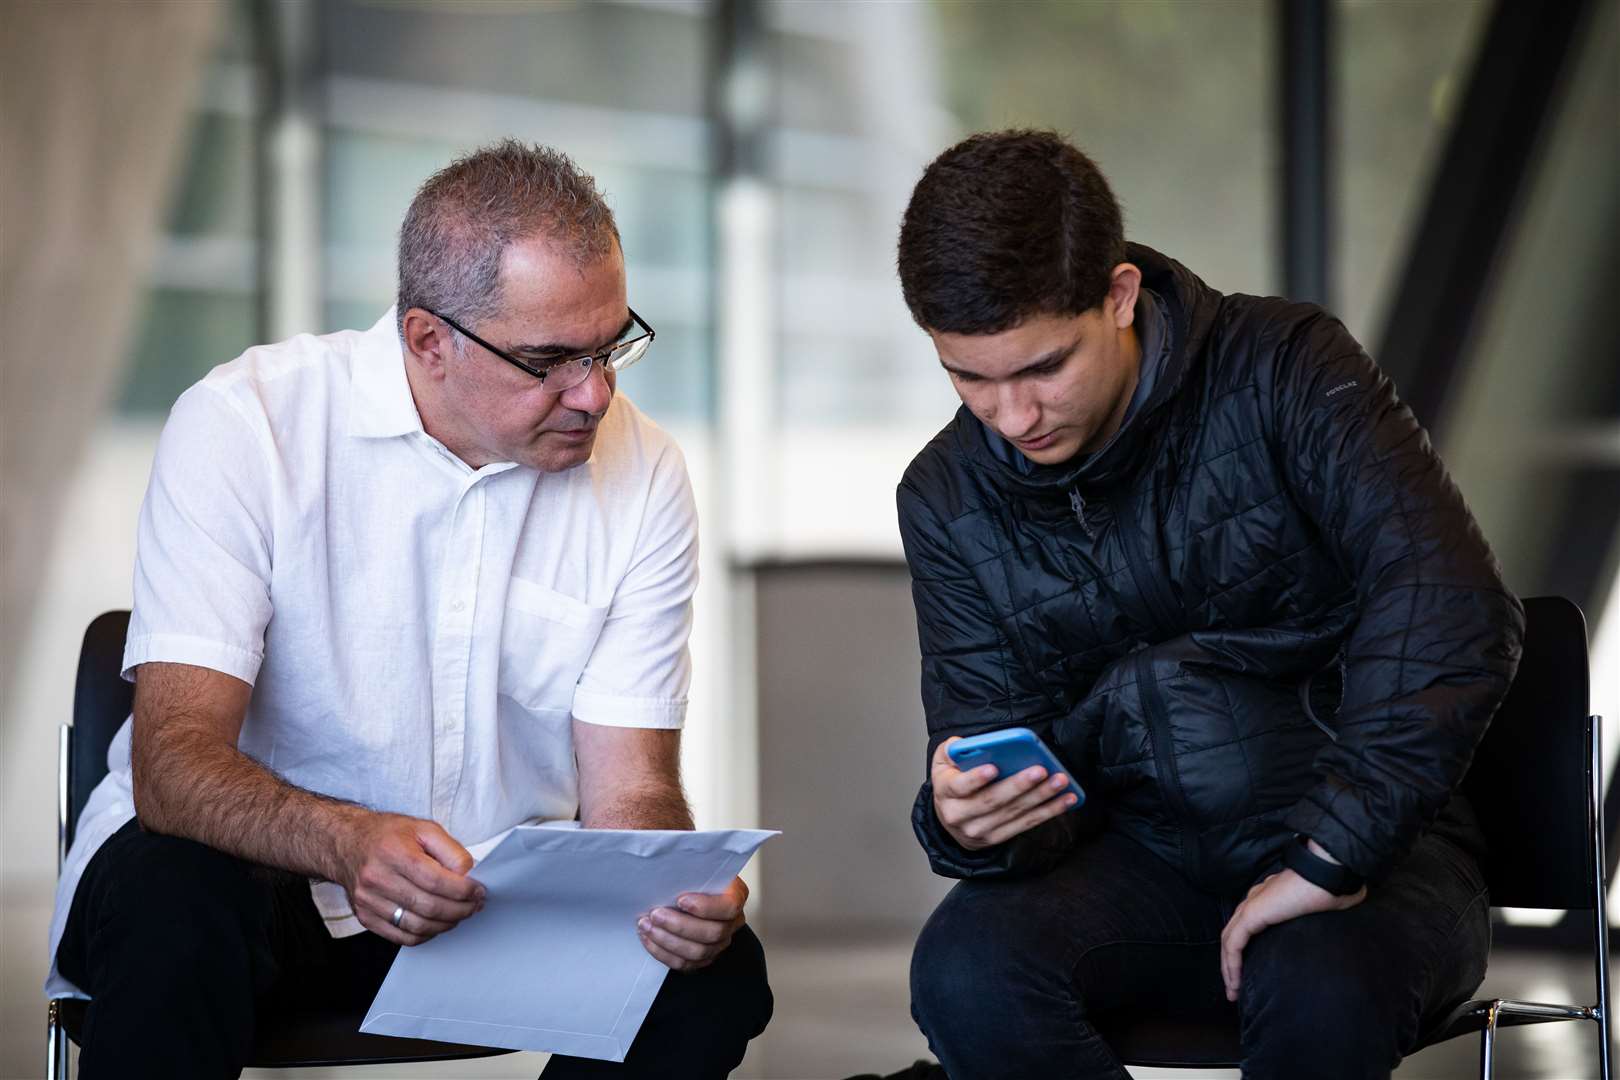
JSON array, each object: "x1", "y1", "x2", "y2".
[
  {"x1": 910, "y1": 827, "x2": 1490, "y2": 1080},
  {"x1": 56, "y1": 819, "x2": 773, "y2": 1079}
]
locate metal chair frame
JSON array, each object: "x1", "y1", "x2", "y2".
[
  {"x1": 1435, "y1": 710, "x2": 1611, "y2": 1080},
  {"x1": 46, "y1": 724, "x2": 71, "y2": 1080}
]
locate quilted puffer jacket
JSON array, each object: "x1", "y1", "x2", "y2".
[{"x1": 898, "y1": 243, "x2": 1524, "y2": 893}]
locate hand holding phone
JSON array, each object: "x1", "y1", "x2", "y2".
[{"x1": 931, "y1": 727, "x2": 1083, "y2": 851}]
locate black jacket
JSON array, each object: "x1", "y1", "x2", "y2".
[{"x1": 898, "y1": 243, "x2": 1524, "y2": 893}]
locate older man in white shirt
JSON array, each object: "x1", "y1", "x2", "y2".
[{"x1": 47, "y1": 140, "x2": 770, "y2": 1078}]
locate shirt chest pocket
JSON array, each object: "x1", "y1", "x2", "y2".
[{"x1": 498, "y1": 578, "x2": 610, "y2": 713}]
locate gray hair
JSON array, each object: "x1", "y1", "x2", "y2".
[{"x1": 396, "y1": 139, "x2": 620, "y2": 339}]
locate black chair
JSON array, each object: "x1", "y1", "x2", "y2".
[
  {"x1": 45, "y1": 610, "x2": 514, "y2": 1077},
  {"x1": 1095, "y1": 595, "x2": 1613, "y2": 1079}
]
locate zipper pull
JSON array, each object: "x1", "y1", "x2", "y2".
[
  {"x1": 1298, "y1": 674, "x2": 1340, "y2": 742},
  {"x1": 1069, "y1": 488, "x2": 1098, "y2": 540}
]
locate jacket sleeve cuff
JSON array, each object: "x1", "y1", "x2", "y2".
[
  {"x1": 1284, "y1": 790, "x2": 1390, "y2": 882},
  {"x1": 1283, "y1": 833, "x2": 1366, "y2": 895},
  {"x1": 911, "y1": 781, "x2": 1083, "y2": 879}
]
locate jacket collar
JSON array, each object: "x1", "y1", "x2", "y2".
[{"x1": 348, "y1": 307, "x2": 425, "y2": 439}]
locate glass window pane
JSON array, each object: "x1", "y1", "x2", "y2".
[
  {"x1": 117, "y1": 289, "x2": 261, "y2": 415},
  {"x1": 320, "y1": 0, "x2": 707, "y2": 116},
  {"x1": 759, "y1": 0, "x2": 1276, "y2": 554},
  {"x1": 116, "y1": 3, "x2": 259, "y2": 418},
  {"x1": 934, "y1": 0, "x2": 1277, "y2": 298},
  {"x1": 1441, "y1": 0, "x2": 1620, "y2": 607},
  {"x1": 316, "y1": 0, "x2": 713, "y2": 424},
  {"x1": 165, "y1": 112, "x2": 256, "y2": 239},
  {"x1": 1336, "y1": 0, "x2": 1491, "y2": 343}
]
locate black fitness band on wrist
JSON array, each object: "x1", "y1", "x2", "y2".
[{"x1": 1283, "y1": 834, "x2": 1365, "y2": 896}]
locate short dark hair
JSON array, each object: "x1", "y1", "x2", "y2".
[
  {"x1": 396, "y1": 139, "x2": 620, "y2": 338},
  {"x1": 896, "y1": 130, "x2": 1125, "y2": 335}
]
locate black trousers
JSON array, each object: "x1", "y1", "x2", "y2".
[
  {"x1": 910, "y1": 827, "x2": 1490, "y2": 1080},
  {"x1": 56, "y1": 819, "x2": 773, "y2": 1079}
]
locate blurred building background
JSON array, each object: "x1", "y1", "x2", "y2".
[{"x1": 2, "y1": 1, "x2": 1615, "y2": 1076}]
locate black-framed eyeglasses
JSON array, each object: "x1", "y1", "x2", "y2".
[{"x1": 428, "y1": 307, "x2": 655, "y2": 392}]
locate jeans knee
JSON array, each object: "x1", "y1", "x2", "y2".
[
  {"x1": 911, "y1": 892, "x2": 977, "y2": 1030},
  {"x1": 1240, "y1": 921, "x2": 1402, "y2": 1071},
  {"x1": 652, "y1": 925, "x2": 773, "y2": 1045},
  {"x1": 608, "y1": 926, "x2": 770, "y2": 1078},
  {"x1": 911, "y1": 883, "x2": 1052, "y2": 1034}
]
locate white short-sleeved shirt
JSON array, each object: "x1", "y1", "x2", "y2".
[{"x1": 45, "y1": 309, "x2": 698, "y2": 998}]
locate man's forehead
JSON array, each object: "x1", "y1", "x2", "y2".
[
  {"x1": 504, "y1": 312, "x2": 635, "y2": 358},
  {"x1": 500, "y1": 230, "x2": 621, "y2": 278},
  {"x1": 492, "y1": 239, "x2": 627, "y2": 351},
  {"x1": 933, "y1": 313, "x2": 1089, "y2": 377}
]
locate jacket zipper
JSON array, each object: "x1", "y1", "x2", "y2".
[
  {"x1": 1108, "y1": 489, "x2": 1201, "y2": 882},
  {"x1": 1298, "y1": 670, "x2": 1341, "y2": 742},
  {"x1": 1109, "y1": 489, "x2": 1181, "y2": 638},
  {"x1": 1135, "y1": 649, "x2": 1203, "y2": 883},
  {"x1": 1069, "y1": 489, "x2": 1098, "y2": 540}
]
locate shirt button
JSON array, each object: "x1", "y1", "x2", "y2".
[{"x1": 451, "y1": 600, "x2": 466, "y2": 613}]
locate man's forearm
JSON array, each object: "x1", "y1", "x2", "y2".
[
  {"x1": 132, "y1": 726, "x2": 365, "y2": 882},
  {"x1": 580, "y1": 781, "x2": 693, "y2": 831},
  {"x1": 572, "y1": 722, "x2": 693, "y2": 831}
]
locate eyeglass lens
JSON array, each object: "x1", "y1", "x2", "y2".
[{"x1": 542, "y1": 334, "x2": 652, "y2": 391}]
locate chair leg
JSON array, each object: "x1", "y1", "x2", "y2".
[
  {"x1": 1478, "y1": 999, "x2": 1501, "y2": 1080},
  {"x1": 1588, "y1": 715, "x2": 1613, "y2": 1080},
  {"x1": 1600, "y1": 998, "x2": 1612, "y2": 1080},
  {"x1": 46, "y1": 999, "x2": 71, "y2": 1080}
]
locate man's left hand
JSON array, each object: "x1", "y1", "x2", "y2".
[
  {"x1": 637, "y1": 875, "x2": 748, "y2": 972},
  {"x1": 1219, "y1": 868, "x2": 1367, "y2": 1001}
]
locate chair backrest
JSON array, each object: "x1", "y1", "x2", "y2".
[
  {"x1": 1462, "y1": 595, "x2": 1593, "y2": 910},
  {"x1": 65, "y1": 610, "x2": 134, "y2": 854}
]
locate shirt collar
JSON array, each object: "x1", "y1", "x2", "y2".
[{"x1": 348, "y1": 307, "x2": 425, "y2": 439}]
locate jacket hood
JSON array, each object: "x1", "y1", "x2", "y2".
[{"x1": 954, "y1": 242, "x2": 1225, "y2": 497}]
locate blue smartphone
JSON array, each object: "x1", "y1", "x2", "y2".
[{"x1": 946, "y1": 727, "x2": 1085, "y2": 807}]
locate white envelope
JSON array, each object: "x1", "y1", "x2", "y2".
[{"x1": 360, "y1": 827, "x2": 778, "y2": 1061}]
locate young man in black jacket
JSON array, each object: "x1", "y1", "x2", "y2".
[{"x1": 895, "y1": 130, "x2": 1524, "y2": 1080}]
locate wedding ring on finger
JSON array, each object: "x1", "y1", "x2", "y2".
[{"x1": 391, "y1": 905, "x2": 406, "y2": 928}]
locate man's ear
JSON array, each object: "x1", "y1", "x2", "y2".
[
  {"x1": 400, "y1": 308, "x2": 454, "y2": 380},
  {"x1": 1105, "y1": 263, "x2": 1142, "y2": 331}
]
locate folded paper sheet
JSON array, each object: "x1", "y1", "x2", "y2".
[{"x1": 360, "y1": 827, "x2": 778, "y2": 1060}]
